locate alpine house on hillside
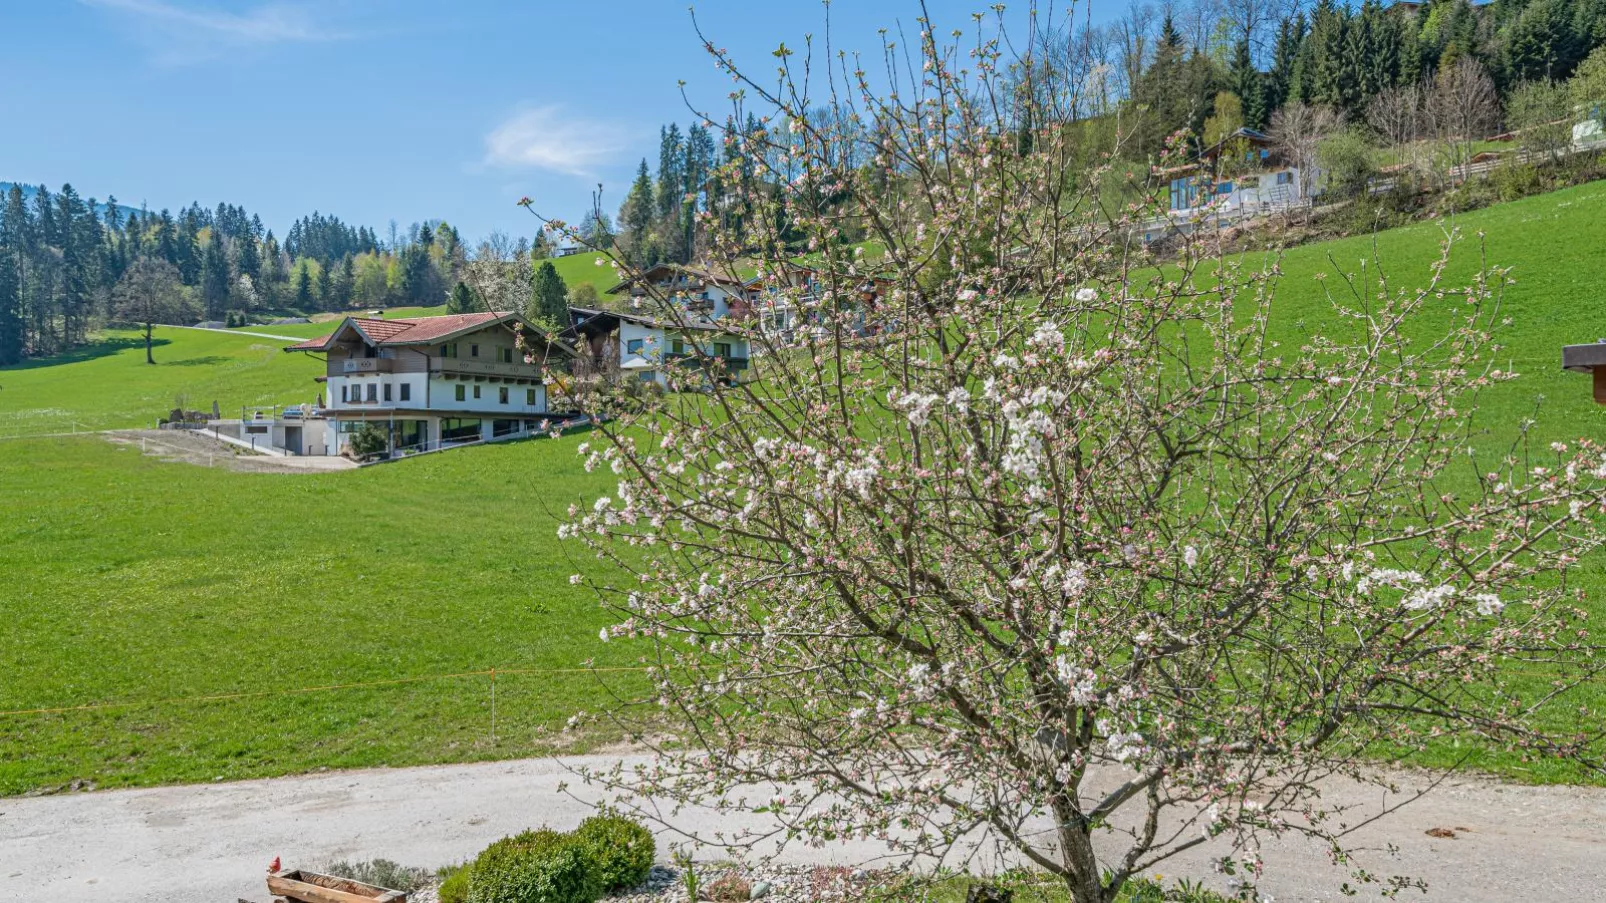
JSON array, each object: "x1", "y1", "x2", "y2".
[{"x1": 284, "y1": 311, "x2": 575, "y2": 453}]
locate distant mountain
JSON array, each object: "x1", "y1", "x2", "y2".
[{"x1": 0, "y1": 182, "x2": 144, "y2": 222}]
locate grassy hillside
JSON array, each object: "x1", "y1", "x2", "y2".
[
  {"x1": 0, "y1": 327, "x2": 321, "y2": 436},
  {"x1": 3, "y1": 181, "x2": 1606, "y2": 794},
  {"x1": 0, "y1": 434, "x2": 630, "y2": 795}
]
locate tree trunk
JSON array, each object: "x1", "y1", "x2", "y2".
[
  {"x1": 145, "y1": 322, "x2": 154, "y2": 365},
  {"x1": 1053, "y1": 797, "x2": 1107, "y2": 903}
]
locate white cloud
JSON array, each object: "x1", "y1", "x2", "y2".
[
  {"x1": 484, "y1": 106, "x2": 632, "y2": 177},
  {"x1": 82, "y1": 0, "x2": 351, "y2": 62}
]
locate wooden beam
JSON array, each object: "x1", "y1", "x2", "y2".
[{"x1": 1594, "y1": 367, "x2": 1606, "y2": 406}]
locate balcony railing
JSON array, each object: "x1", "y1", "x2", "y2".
[{"x1": 432, "y1": 358, "x2": 546, "y2": 380}]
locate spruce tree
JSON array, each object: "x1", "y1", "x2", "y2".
[
  {"x1": 528, "y1": 260, "x2": 568, "y2": 326},
  {"x1": 0, "y1": 186, "x2": 25, "y2": 366},
  {"x1": 315, "y1": 258, "x2": 334, "y2": 310},
  {"x1": 200, "y1": 229, "x2": 231, "y2": 319},
  {"x1": 294, "y1": 264, "x2": 315, "y2": 311}
]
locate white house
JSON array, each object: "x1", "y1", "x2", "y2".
[
  {"x1": 282, "y1": 311, "x2": 575, "y2": 454},
  {"x1": 567, "y1": 307, "x2": 749, "y2": 389},
  {"x1": 604, "y1": 263, "x2": 750, "y2": 321},
  {"x1": 1149, "y1": 128, "x2": 1316, "y2": 242}
]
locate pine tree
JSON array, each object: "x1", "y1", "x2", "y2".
[
  {"x1": 447, "y1": 280, "x2": 477, "y2": 315},
  {"x1": 528, "y1": 260, "x2": 568, "y2": 326},
  {"x1": 315, "y1": 259, "x2": 334, "y2": 310},
  {"x1": 200, "y1": 228, "x2": 231, "y2": 319},
  {"x1": 1269, "y1": 14, "x2": 1308, "y2": 114},
  {"x1": 0, "y1": 186, "x2": 25, "y2": 366},
  {"x1": 1229, "y1": 39, "x2": 1268, "y2": 129},
  {"x1": 619, "y1": 159, "x2": 658, "y2": 264},
  {"x1": 294, "y1": 264, "x2": 315, "y2": 311}
]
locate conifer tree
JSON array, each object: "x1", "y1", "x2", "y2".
[
  {"x1": 200, "y1": 228, "x2": 231, "y2": 319},
  {"x1": 528, "y1": 259, "x2": 568, "y2": 327}
]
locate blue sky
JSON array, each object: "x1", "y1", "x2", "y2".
[{"x1": 0, "y1": 0, "x2": 1084, "y2": 245}]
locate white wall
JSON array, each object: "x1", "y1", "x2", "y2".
[
  {"x1": 426, "y1": 377, "x2": 546, "y2": 415},
  {"x1": 325, "y1": 373, "x2": 429, "y2": 411},
  {"x1": 619, "y1": 322, "x2": 667, "y2": 362}
]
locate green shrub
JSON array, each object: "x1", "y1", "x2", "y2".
[
  {"x1": 437, "y1": 863, "x2": 470, "y2": 903},
  {"x1": 467, "y1": 829, "x2": 601, "y2": 903},
  {"x1": 574, "y1": 813, "x2": 656, "y2": 892}
]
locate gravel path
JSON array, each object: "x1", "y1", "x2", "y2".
[{"x1": 3, "y1": 755, "x2": 1604, "y2": 903}]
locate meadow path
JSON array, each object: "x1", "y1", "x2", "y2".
[{"x1": 4, "y1": 755, "x2": 1605, "y2": 903}]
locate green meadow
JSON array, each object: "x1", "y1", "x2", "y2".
[{"x1": 3, "y1": 182, "x2": 1606, "y2": 795}]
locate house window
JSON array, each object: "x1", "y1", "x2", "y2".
[
  {"x1": 671, "y1": 339, "x2": 685, "y2": 354},
  {"x1": 455, "y1": 384, "x2": 466, "y2": 402},
  {"x1": 366, "y1": 383, "x2": 378, "y2": 402},
  {"x1": 1276, "y1": 171, "x2": 1294, "y2": 186},
  {"x1": 441, "y1": 343, "x2": 458, "y2": 358},
  {"x1": 473, "y1": 384, "x2": 482, "y2": 399},
  {"x1": 399, "y1": 383, "x2": 411, "y2": 402},
  {"x1": 383, "y1": 383, "x2": 392, "y2": 402},
  {"x1": 713, "y1": 342, "x2": 732, "y2": 359},
  {"x1": 440, "y1": 418, "x2": 481, "y2": 442},
  {"x1": 500, "y1": 347, "x2": 513, "y2": 363},
  {"x1": 470, "y1": 343, "x2": 480, "y2": 357},
  {"x1": 627, "y1": 338, "x2": 644, "y2": 355},
  {"x1": 526, "y1": 388, "x2": 536, "y2": 406},
  {"x1": 499, "y1": 387, "x2": 509, "y2": 404},
  {"x1": 638, "y1": 370, "x2": 657, "y2": 383},
  {"x1": 1216, "y1": 181, "x2": 1234, "y2": 195},
  {"x1": 340, "y1": 385, "x2": 349, "y2": 403}
]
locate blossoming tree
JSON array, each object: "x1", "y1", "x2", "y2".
[{"x1": 547, "y1": 9, "x2": 1606, "y2": 902}]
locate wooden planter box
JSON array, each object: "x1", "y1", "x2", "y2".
[{"x1": 266, "y1": 869, "x2": 408, "y2": 903}]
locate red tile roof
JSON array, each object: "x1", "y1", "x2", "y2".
[{"x1": 284, "y1": 312, "x2": 518, "y2": 352}]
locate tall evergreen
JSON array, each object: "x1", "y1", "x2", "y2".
[
  {"x1": 1229, "y1": 39, "x2": 1267, "y2": 128},
  {"x1": 200, "y1": 229, "x2": 231, "y2": 319},
  {"x1": 528, "y1": 260, "x2": 568, "y2": 326},
  {"x1": 0, "y1": 186, "x2": 26, "y2": 365}
]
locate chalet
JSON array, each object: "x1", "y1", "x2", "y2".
[
  {"x1": 566, "y1": 307, "x2": 749, "y2": 389},
  {"x1": 604, "y1": 263, "x2": 752, "y2": 320},
  {"x1": 740, "y1": 263, "x2": 894, "y2": 341},
  {"x1": 282, "y1": 311, "x2": 574, "y2": 454}
]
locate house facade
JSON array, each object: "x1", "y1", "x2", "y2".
[
  {"x1": 1164, "y1": 128, "x2": 1313, "y2": 215},
  {"x1": 568, "y1": 307, "x2": 749, "y2": 389},
  {"x1": 284, "y1": 311, "x2": 574, "y2": 454},
  {"x1": 604, "y1": 263, "x2": 751, "y2": 320}
]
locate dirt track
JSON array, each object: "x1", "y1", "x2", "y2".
[{"x1": 3, "y1": 754, "x2": 1603, "y2": 903}]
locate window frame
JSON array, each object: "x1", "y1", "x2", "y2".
[{"x1": 455, "y1": 384, "x2": 466, "y2": 402}]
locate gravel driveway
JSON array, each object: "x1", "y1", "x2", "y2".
[{"x1": 3, "y1": 755, "x2": 1603, "y2": 903}]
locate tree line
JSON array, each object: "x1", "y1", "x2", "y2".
[{"x1": 0, "y1": 184, "x2": 557, "y2": 365}]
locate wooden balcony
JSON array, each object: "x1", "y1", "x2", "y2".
[{"x1": 431, "y1": 358, "x2": 547, "y2": 381}]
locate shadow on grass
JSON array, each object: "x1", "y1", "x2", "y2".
[
  {"x1": 0, "y1": 336, "x2": 170, "y2": 372},
  {"x1": 162, "y1": 355, "x2": 230, "y2": 367}
]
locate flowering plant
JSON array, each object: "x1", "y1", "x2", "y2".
[{"x1": 550, "y1": 9, "x2": 1606, "y2": 902}]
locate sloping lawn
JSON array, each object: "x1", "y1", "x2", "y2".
[
  {"x1": 0, "y1": 434, "x2": 634, "y2": 795},
  {"x1": 2, "y1": 182, "x2": 1606, "y2": 795},
  {"x1": 0, "y1": 327, "x2": 322, "y2": 435}
]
